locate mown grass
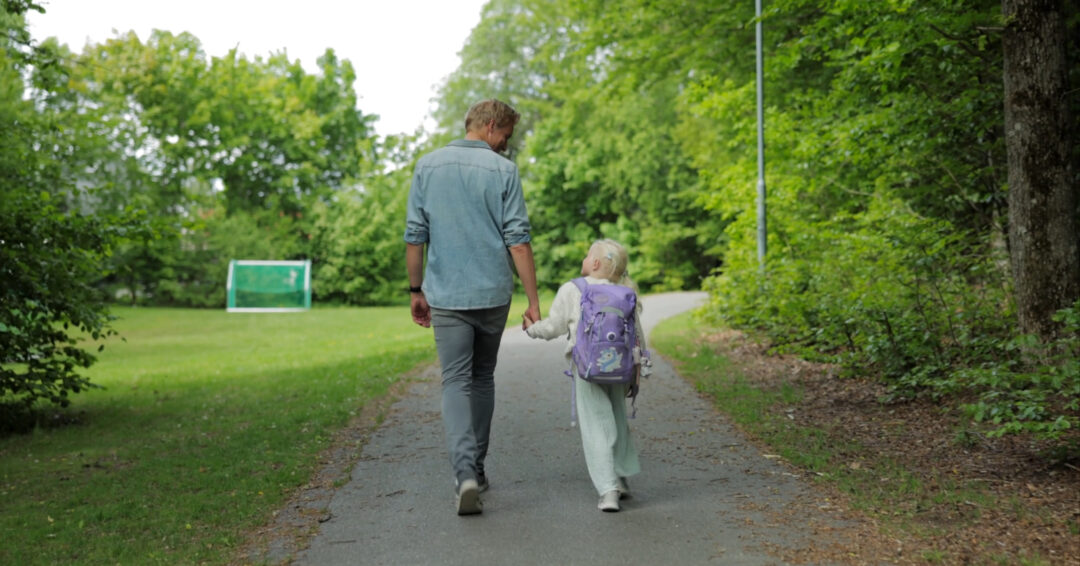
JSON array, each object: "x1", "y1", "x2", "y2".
[{"x1": 0, "y1": 305, "x2": 436, "y2": 565}]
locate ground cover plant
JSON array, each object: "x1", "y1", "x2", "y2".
[
  {"x1": 650, "y1": 312, "x2": 1079, "y2": 565},
  {"x1": 0, "y1": 306, "x2": 434, "y2": 565}
]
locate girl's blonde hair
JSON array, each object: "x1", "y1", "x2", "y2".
[{"x1": 590, "y1": 238, "x2": 637, "y2": 292}]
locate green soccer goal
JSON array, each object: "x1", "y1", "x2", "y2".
[{"x1": 226, "y1": 260, "x2": 312, "y2": 312}]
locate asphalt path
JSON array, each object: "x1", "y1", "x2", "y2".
[{"x1": 294, "y1": 292, "x2": 855, "y2": 565}]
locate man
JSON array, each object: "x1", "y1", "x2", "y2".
[{"x1": 404, "y1": 99, "x2": 541, "y2": 515}]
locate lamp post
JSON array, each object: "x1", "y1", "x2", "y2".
[{"x1": 755, "y1": 0, "x2": 767, "y2": 272}]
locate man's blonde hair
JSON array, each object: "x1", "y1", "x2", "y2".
[{"x1": 465, "y1": 99, "x2": 520, "y2": 132}]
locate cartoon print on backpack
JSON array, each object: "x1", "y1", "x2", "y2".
[{"x1": 596, "y1": 347, "x2": 622, "y2": 372}]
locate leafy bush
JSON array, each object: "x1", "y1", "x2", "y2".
[
  {"x1": 1, "y1": 8, "x2": 146, "y2": 427},
  {"x1": 0, "y1": 191, "x2": 134, "y2": 425},
  {"x1": 709, "y1": 198, "x2": 1007, "y2": 369},
  {"x1": 959, "y1": 302, "x2": 1080, "y2": 440},
  {"x1": 684, "y1": 0, "x2": 1078, "y2": 448},
  {"x1": 308, "y1": 171, "x2": 412, "y2": 306},
  {"x1": 703, "y1": 197, "x2": 1077, "y2": 444}
]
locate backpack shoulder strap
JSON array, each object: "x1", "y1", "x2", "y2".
[{"x1": 570, "y1": 277, "x2": 587, "y2": 293}]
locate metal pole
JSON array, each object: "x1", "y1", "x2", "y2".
[{"x1": 755, "y1": 0, "x2": 767, "y2": 271}]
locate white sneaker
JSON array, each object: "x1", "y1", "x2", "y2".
[
  {"x1": 616, "y1": 477, "x2": 631, "y2": 500},
  {"x1": 598, "y1": 490, "x2": 620, "y2": 512},
  {"x1": 456, "y1": 478, "x2": 482, "y2": 515}
]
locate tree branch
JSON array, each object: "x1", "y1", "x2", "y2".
[{"x1": 927, "y1": 23, "x2": 984, "y2": 59}]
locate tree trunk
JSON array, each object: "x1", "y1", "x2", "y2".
[{"x1": 1002, "y1": 0, "x2": 1079, "y2": 339}]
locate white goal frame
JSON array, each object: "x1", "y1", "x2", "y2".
[{"x1": 226, "y1": 259, "x2": 312, "y2": 313}]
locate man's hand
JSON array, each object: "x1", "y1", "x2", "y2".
[
  {"x1": 405, "y1": 243, "x2": 429, "y2": 326},
  {"x1": 521, "y1": 306, "x2": 540, "y2": 330},
  {"x1": 411, "y1": 294, "x2": 431, "y2": 327}
]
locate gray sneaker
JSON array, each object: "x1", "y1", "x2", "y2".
[
  {"x1": 616, "y1": 477, "x2": 630, "y2": 500},
  {"x1": 456, "y1": 478, "x2": 482, "y2": 515},
  {"x1": 598, "y1": 490, "x2": 620, "y2": 512},
  {"x1": 477, "y1": 473, "x2": 489, "y2": 493}
]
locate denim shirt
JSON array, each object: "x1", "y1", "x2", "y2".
[{"x1": 404, "y1": 139, "x2": 531, "y2": 310}]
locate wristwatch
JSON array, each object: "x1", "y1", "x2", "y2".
[{"x1": 409, "y1": 286, "x2": 423, "y2": 293}]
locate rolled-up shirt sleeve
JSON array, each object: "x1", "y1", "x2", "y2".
[
  {"x1": 403, "y1": 169, "x2": 429, "y2": 244},
  {"x1": 501, "y1": 166, "x2": 531, "y2": 247}
]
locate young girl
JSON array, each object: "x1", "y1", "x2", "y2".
[{"x1": 523, "y1": 238, "x2": 647, "y2": 512}]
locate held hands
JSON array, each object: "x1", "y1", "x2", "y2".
[{"x1": 521, "y1": 307, "x2": 540, "y2": 331}]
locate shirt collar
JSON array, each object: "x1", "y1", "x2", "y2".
[{"x1": 449, "y1": 139, "x2": 492, "y2": 150}]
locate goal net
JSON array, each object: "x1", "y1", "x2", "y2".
[{"x1": 226, "y1": 260, "x2": 312, "y2": 312}]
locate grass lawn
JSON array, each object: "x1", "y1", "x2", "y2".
[{"x1": 0, "y1": 305, "x2": 436, "y2": 565}]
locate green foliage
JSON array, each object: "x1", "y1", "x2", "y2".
[
  {"x1": 431, "y1": 0, "x2": 565, "y2": 154},
  {"x1": 72, "y1": 31, "x2": 376, "y2": 215},
  {"x1": 31, "y1": 30, "x2": 382, "y2": 307},
  {"x1": 309, "y1": 168, "x2": 413, "y2": 306},
  {"x1": 0, "y1": 192, "x2": 114, "y2": 421},
  {"x1": 1, "y1": 5, "x2": 147, "y2": 423},
  {"x1": 429, "y1": 0, "x2": 1075, "y2": 442},
  {"x1": 704, "y1": 191, "x2": 1077, "y2": 442},
  {"x1": 666, "y1": 0, "x2": 1073, "y2": 443},
  {"x1": 435, "y1": 0, "x2": 722, "y2": 291},
  {"x1": 958, "y1": 301, "x2": 1080, "y2": 440},
  {"x1": 705, "y1": 195, "x2": 1008, "y2": 374},
  {"x1": 522, "y1": 79, "x2": 720, "y2": 290}
]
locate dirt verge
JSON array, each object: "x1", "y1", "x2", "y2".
[{"x1": 703, "y1": 329, "x2": 1079, "y2": 565}]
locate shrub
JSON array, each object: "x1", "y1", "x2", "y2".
[
  {"x1": 0, "y1": 191, "x2": 134, "y2": 426},
  {"x1": 704, "y1": 198, "x2": 1078, "y2": 445},
  {"x1": 959, "y1": 301, "x2": 1080, "y2": 440}
]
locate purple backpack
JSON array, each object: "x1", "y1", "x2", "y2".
[{"x1": 569, "y1": 278, "x2": 638, "y2": 384}]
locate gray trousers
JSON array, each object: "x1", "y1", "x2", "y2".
[{"x1": 430, "y1": 304, "x2": 510, "y2": 484}]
